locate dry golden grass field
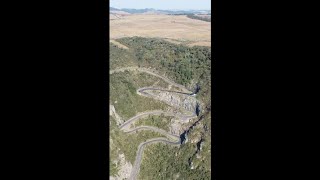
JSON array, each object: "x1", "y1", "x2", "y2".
[{"x1": 110, "y1": 14, "x2": 211, "y2": 47}]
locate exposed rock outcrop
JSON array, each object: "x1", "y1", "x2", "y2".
[
  {"x1": 110, "y1": 104, "x2": 124, "y2": 126},
  {"x1": 146, "y1": 90, "x2": 198, "y2": 114},
  {"x1": 110, "y1": 153, "x2": 133, "y2": 180}
]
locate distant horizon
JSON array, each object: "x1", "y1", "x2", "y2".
[
  {"x1": 110, "y1": 6, "x2": 211, "y2": 11},
  {"x1": 110, "y1": 0, "x2": 211, "y2": 11}
]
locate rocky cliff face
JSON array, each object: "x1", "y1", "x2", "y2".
[{"x1": 147, "y1": 90, "x2": 198, "y2": 114}]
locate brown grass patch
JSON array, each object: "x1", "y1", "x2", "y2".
[
  {"x1": 186, "y1": 41, "x2": 211, "y2": 47},
  {"x1": 110, "y1": 14, "x2": 211, "y2": 47},
  {"x1": 110, "y1": 40, "x2": 129, "y2": 49}
]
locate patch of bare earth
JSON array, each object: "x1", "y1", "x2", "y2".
[
  {"x1": 110, "y1": 153, "x2": 133, "y2": 180},
  {"x1": 110, "y1": 40, "x2": 129, "y2": 50},
  {"x1": 110, "y1": 104, "x2": 125, "y2": 127},
  {"x1": 110, "y1": 14, "x2": 211, "y2": 47},
  {"x1": 186, "y1": 41, "x2": 211, "y2": 47}
]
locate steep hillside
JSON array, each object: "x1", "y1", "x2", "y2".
[{"x1": 110, "y1": 37, "x2": 211, "y2": 180}]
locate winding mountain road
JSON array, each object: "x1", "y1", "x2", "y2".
[{"x1": 110, "y1": 67, "x2": 197, "y2": 180}]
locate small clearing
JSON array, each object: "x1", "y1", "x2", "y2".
[{"x1": 110, "y1": 40, "x2": 129, "y2": 49}]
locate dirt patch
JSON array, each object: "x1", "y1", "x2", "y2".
[
  {"x1": 110, "y1": 40, "x2": 129, "y2": 49},
  {"x1": 186, "y1": 41, "x2": 211, "y2": 47},
  {"x1": 110, "y1": 104, "x2": 124, "y2": 125},
  {"x1": 110, "y1": 153, "x2": 133, "y2": 180}
]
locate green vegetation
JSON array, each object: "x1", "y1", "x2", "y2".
[
  {"x1": 134, "y1": 114, "x2": 173, "y2": 132},
  {"x1": 110, "y1": 151, "x2": 118, "y2": 175},
  {"x1": 137, "y1": 111, "x2": 211, "y2": 180},
  {"x1": 116, "y1": 37, "x2": 211, "y2": 90},
  {"x1": 109, "y1": 116, "x2": 120, "y2": 176},
  {"x1": 110, "y1": 115, "x2": 168, "y2": 166},
  {"x1": 114, "y1": 37, "x2": 211, "y2": 116},
  {"x1": 139, "y1": 142, "x2": 211, "y2": 180},
  {"x1": 110, "y1": 71, "x2": 169, "y2": 120},
  {"x1": 110, "y1": 43, "x2": 138, "y2": 69},
  {"x1": 110, "y1": 37, "x2": 211, "y2": 179},
  {"x1": 186, "y1": 14, "x2": 211, "y2": 22}
]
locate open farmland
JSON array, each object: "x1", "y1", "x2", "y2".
[{"x1": 110, "y1": 14, "x2": 211, "y2": 47}]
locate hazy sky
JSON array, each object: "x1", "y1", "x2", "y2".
[{"x1": 110, "y1": 0, "x2": 211, "y2": 10}]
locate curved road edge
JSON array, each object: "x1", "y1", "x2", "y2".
[
  {"x1": 110, "y1": 67, "x2": 192, "y2": 93},
  {"x1": 129, "y1": 138, "x2": 180, "y2": 180}
]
